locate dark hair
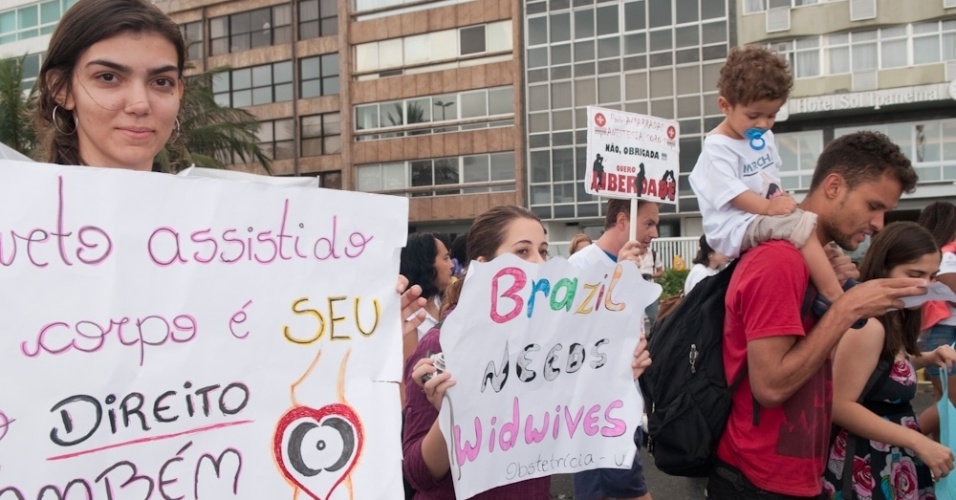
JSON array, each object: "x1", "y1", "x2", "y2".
[
  {"x1": 35, "y1": 0, "x2": 186, "y2": 166},
  {"x1": 917, "y1": 201, "x2": 956, "y2": 248},
  {"x1": 858, "y1": 222, "x2": 939, "y2": 361},
  {"x1": 810, "y1": 131, "x2": 917, "y2": 194},
  {"x1": 450, "y1": 233, "x2": 468, "y2": 264},
  {"x1": 693, "y1": 235, "x2": 716, "y2": 266},
  {"x1": 441, "y1": 206, "x2": 542, "y2": 315},
  {"x1": 400, "y1": 233, "x2": 441, "y2": 300},
  {"x1": 717, "y1": 45, "x2": 793, "y2": 106}
]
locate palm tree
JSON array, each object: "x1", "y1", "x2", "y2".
[
  {"x1": 156, "y1": 66, "x2": 270, "y2": 174},
  {"x1": 0, "y1": 55, "x2": 37, "y2": 158}
]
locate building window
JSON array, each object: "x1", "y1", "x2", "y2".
[
  {"x1": 836, "y1": 119, "x2": 956, "y2": 183},
  {"x1": 258, "y1": 119, "x2": 295, "y2": 161},
  {"x1": 9, "y1": 52, "x2": 43, "y2": 91},
  {"x1": 354, "y1": 0, "x2": 471, "y2": 13},
  {"x1": 209, "y1": 5, "x2": 292, "y2": 56},
  {"x1": 301, "y1": 113, "x2": 341, "y2": 156},
  {"x1": 354, "y1": 21, "x2": 512, "y2": 75},
  {"x1": 779, "y1": 22, "x2": 956, "y2": 80},
  {"x1": 0, "y1": 0, "x2": 76, "y2": 43},
  {"x1": 318, "y1": 171, "x2": 342, "y2": 189},
  {"x1": 353, "y1": 86, "x2": 514, "y2": 140},
  {"x1": 300, "y1": 54, "x2": 339, "y2": 98},
  {"x1": 745, "y1": 0, "x2": 837, "y2": 13},
  {"x1": 771, "y1": 38, "x2": 820, "y2": 78},
  {"x1": 212, "y1": 61, "x2": 294, "y2": 108},
  {"x1": 181, "y1": 21, "x2": 204, "y2": 60},
  {"x1": 299, "y1": 0, "x2": 337, "y2": 39},
  {"x1": 356, "y1": 153, "x2": 517, "y2": 196},
  {"x1": 776, "y1": 130, "x2": 824, "y2": 191}
]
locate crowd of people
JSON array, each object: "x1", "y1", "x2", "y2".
[{"x1": 16, "y1": 0, "x2": 956, "y2": 498}]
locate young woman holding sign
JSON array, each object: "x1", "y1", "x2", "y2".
[
  {"x1": 33, "y1": 0, "x2": 426, "y2": 340},
  {"x1": 404, "y1": 205, "x2": 653, "y2": 499},
  {"x1": 35, "y1": 0, "x2": 184, "y2": 172}
]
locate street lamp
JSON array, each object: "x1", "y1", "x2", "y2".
[{"x1": 434, "y1": 99, "x2": 454, "y2": 121}]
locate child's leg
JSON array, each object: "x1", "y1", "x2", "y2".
[{"x1": 802, "y1": 237, "x2": 843, "y2": 303}]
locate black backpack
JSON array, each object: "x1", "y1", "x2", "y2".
[{"x1": 642, "y1": 259, "x2": 742, "y2": 477}]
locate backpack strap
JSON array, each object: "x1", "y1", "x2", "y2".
[{"x1": 837, "y1": 358, "x2": 892, "y2": 500}]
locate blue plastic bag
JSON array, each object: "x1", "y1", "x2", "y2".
[{"x1": 937, "y1": 366, "x2": 956, "y2": 500}]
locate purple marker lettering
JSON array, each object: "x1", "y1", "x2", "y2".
[
  {"x1": 312, "y1": 215, "x2": 340, "y2": 261},
  {"x1": 190, "y1": 228, "x2": 218, "y2": 264},
  {"x1": 148, "y1": 228, "x2": 187, "y2": 266},
  {"x1": 276, "y1": 199, "x2": 294, "y2": 261},
  {"x1": 229, "y1": 301, "x2": 253, "y2": 340}
]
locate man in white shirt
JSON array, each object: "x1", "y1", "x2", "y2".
[{"x1": 569, "y1": 198, "x2": 659, "y2": 500}]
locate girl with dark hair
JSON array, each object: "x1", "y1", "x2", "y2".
[
  {"x1": 402, "y1": 206, "x2": 552, "y2": 499},
  {"x1": 683, "y1": 235, "x2": 729, "y2": 295},
  {"x1": 401, "y1": 233, "x2": 454, "y2": 342},
  {"x1": 35, "y1": 0, "x2": 186, "y2": 171},
  {"x1": 823, "y1": 222, "x2": 956, "y2": 499},
  {"x1": 917, "y1": 202, "x2": 956, "y2": 408},
  {"x1": 402, "y1": 205, "x2": 651, "y2": 499},
  {"x1": 33, "y1": 0, "x2": 429, "y2": 354}
]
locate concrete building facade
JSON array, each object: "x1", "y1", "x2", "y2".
[{"x1": 2, "y1": 0, "x2": 955, "y2": 243}]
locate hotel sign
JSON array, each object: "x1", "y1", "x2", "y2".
[{"x1": 784, "y1": 83, "x2": 951, "y2": 116}]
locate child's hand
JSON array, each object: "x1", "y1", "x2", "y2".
[{"x1": 768, "y1": 195, "x2": 797, "y2": 215}]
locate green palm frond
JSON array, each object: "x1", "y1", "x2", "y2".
[
  {"x1": 158, "y1": 66, "x2": 271, "y2": 174},
  {"x1": 0, "y1": 55, "x2": 38, "y2": 158}
]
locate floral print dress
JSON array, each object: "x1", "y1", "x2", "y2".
[{"x1": 823, "y1": 358, "x2": 935, "y2": 500}]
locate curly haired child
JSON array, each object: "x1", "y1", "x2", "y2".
[{"x1": 689, "y1": 45, "x2": 863, "y2": 327}]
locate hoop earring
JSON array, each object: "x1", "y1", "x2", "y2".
[
  {"x1": 52, "y1": 105, "x2": 76, "y2": 135},
  {"x1": 169, "y1": 118, "x2": 181, "y2": 143}
]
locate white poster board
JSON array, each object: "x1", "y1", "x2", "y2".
[
  {"x1": 0, "y1": 160, "x2": 407, "y2": 499},
  {"x1": 585, "y1": 106, "x2": 680, "y2": 204},
  {"x1": 438, "y1": 254, "x2": 660, "y2": 498}
]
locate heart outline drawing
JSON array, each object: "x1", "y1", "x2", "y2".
[{"x1": 273, "y1": 403, "x2": 364, "y2": 500}]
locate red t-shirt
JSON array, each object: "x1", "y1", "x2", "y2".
[{"x1": 716, "y1": 241, "x2": 832, "y2": 497}]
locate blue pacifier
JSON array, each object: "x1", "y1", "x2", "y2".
[{"x1": 745, "y1": 127, "x2": 767, "y2": 151}]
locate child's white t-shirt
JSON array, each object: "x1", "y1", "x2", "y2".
[{"x1": 689, "y1": 131, "x2": 784, "y2": 259}]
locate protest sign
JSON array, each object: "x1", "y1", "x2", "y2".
[
  {"x1": 585, "y1": 106, "x2": 680, "y2": 204},
  {"x1": 438, "y1": 254, "x2": 661, "y2": 498},
  {"x1": 0, "y1": 159, "x2": 407, "y2": 499}
]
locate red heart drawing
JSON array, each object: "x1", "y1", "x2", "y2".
[{"x1": 273, "y1": 404, "x2": 364, "y2": 500}]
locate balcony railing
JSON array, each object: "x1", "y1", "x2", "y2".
[{"x1": 553, "y1": 236, "x2": 701, "y2": 270}]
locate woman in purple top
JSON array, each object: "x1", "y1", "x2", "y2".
[{"x1": 402, "y1": 205, "x2": 652, "y2": 499}]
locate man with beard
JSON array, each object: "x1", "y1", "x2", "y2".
[
  {"x1": 569, "y1": 198, "x2": 658, "y2": 500},
  {"x1": 708, "y1": 131, "x2": 928, "y2": 499}
]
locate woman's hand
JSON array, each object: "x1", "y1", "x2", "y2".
[
  {"x1": 913, "y1": 435, "x2": 955, "y2": 481},
  {"x1": 632, "y1": 336, "x2": 652, "y2": 380},
  {"x1": 398, "y1": 275, "x2": 426, "y2": 338},
  {"x1": 933, "y1": 343, "x2": 956, "y2": 370},
  {"x1": 412, "y1": 356, "x2": 456, "y2": 411}
]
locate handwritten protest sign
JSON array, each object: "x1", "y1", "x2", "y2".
[
  {"x1": 585, "y1": 106, "x2": 680, "y2": 204},
  {"x1": 0, "y1": 159, "x2": 407, "y2": 499},
  {"x1": 438, "y1": 254, "x2": 660, "y2": 498}
]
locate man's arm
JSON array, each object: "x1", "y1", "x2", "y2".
[{"x1": 748, "y1": 277, "x2": 927, "y2": 407}]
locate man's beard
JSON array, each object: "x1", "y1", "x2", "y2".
[{"x1": 819, "y1": 215, "x2": 860, "y2": 252}]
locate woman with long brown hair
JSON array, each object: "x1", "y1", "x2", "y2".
[{"x1": 824, "y1": 222, "x2": 956, "y2": 499}]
